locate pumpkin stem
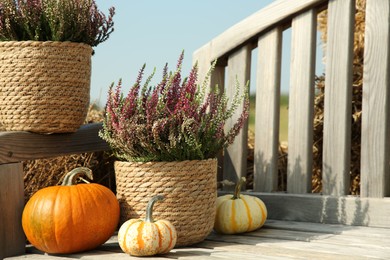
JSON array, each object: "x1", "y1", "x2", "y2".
[
  {"x1": 233, "y1": 177, "x2": 246, "y2": 199},
  {"x1": 62, "y1": 167, "x2": 93, "y2": 186},
  {"x1": 145, "y1": 195, "x2": 164, "y2": 223}
]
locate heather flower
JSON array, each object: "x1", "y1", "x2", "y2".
[
  {"x1": 99, "y1": 52, "x2": 250, "y2": 162},
  {"x1": 0, "y1": 0, "x2": 115, "y2": 47}
]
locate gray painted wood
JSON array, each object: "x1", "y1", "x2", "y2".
[
  {"x1": 254, "y1": 27, "x2": 282, "y2": 192},
  {"x1": 361, "y1": 0, "x2": 390, "y2": 198},
  {"x1": 322, "y1": 0, "x2": 355, "y2": 196},
  {"x1": 287, "y1": 9, "x2": 317, "y2": 194},
  {"x1": 8, "y1": 220, "x2": 390, "y2": 259},
  {"x1": 210, "y1": 66, "x2": 226, "y2": 183},
  {"x1": 192, "y1": 46, "x2": 212, "y2": 90},
  {"x1": 224, "y1": 45, "x2": 251, "y2": 187},
  {"x1": 218, "y1": 191, "x2": 390, "y2": 228},
  {"x1": 194, "y1": 0, "x2": 328, "y2": 63},
  {"x1": 0, "y1": 163, "x2": 25, "y2": 259},
  {"x1": 0, "y1": 123, "x2": 109, "y2": 164}
]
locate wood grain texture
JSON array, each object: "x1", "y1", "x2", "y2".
[
  {"x1": 0, "y1": 163, "x2": 25, "y2": 259},
  {"x1": 218, "y1": 191, "x2": 390, "y2": 228},
  {"x1": 322, "y1": 0, "x2": 355, "y2": 196},
  {"x1": 223, "y1": 45, "x2": 251, "y2": 187},
  {"x1": 287, "y1": 9, "x2": 317, "y2": 194},
  {"x1": 0, "y1": 123, "x2": 109, "y2": 164},
  {"x1": 192, "y1": 46, "x2": 212, "y2": 89},
  {"x1": 210, "y1": 66, "x2": 226, "y2": 183},
  {"x1": 254, "y1": 27, "x2": 282, "y2": 192},
  {"x1": 194, "y1": 0, "x2": 328, "y2": 63},
  {"x1": 361, "y1": 0, "x2": 390, "y2": 198},
  {"x1": 7, "y1": 220, "x2": 390, "y2": 259}
]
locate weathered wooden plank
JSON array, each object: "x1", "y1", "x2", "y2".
[
  {"x1": 322, "y1": 0, "x2": 355, "y2": 196},
  {"x1": 265, "y1": 239, "x2": 388, "y2": 259},
  {"x1": 210, "y1": 251, "x2": 286, "y2": 260},
  {"x1": 361, "y1": 0, "x2": 390, "y2": 198},
  {"x1": 169, "y1": 247, "x2": 232, "y2": 260},
  {"x1": 254, "y1": 27, "x2": 282, "y2": 192},
  {"x1": 192, "y1": 44, "x2": 212, "y2": 87},
  {"x1": 206, "y1": 233, "x2": 388, "y2": 259},
  {"x1": 248, "y1": 227, "x2": 390, "y2": 248},
  {"x1": 265, "y1": 219, "x2": 390, "y2": 238},
  {"x1": 314, "y1": 233, "x2": 390, "y2": 249},
  {"x1": 223, "y1": 45, "x2": 251, "y2": 186},
  {"x1": 248, "y1": 228, "x2": 333, "y2": 242},
  {"x1": 0, "y1": 123, "x2": 109, "y2": 164},
  {"x1": 218, "y1": 191, "x2": 390, "y2": 228},
  {"x1": 193, "y1": 0, "x2": 328, "y2": 63},
  {"x1": 287, "y1": 8, "x2": 317, "y2": 194},
  {"x1": 0, "y1": 163, "x2": 25, "y2": 259},
  {"x1": 200, "y1": 241, "x2": 363, "y2": 260},
  {"x1": 210, "y1": 66, "x2": 226, "y2": 183},
  {"x1": 8, "y1": 220, "x2": 390, "y2": 259},
  {"x1": 69, "y1": 251, "x2": 162, "y2": 260},
  {"x1": 5, "y1": 254, "x2": 71, "y2": 260}
]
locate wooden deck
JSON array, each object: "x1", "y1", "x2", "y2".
[{"x1": 6, "y1": 220, "x2": 390, "y2": 260}]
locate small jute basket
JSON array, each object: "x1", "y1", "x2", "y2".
[
  {"x1": 0, "y1": 41, "x2": 92, "y2": 133},
  {"x1": 115, "y1": 159, "x2": 217, "y2": 247}
]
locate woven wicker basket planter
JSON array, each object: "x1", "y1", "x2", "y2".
[
  {"x1": 0, "y1": 41, "x2": 92, "y2": 133},
  {"x1": 115, "y1": 159, "x2": 217, "y2": 247}
]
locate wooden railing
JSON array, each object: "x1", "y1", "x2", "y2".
[{"x1": 193, "y1": 0, "x2": 390, "y2": 227}]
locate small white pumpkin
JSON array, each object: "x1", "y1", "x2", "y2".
[
  {"x1": 214, "y1": 177, "x2": 267, "y2": 234},
  {"x1": 118, "y1": 195, "x2": 177, "y2": 256}
]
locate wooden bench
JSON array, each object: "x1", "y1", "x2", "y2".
[
  {"x1": 0, "y1": 123, "x2": 109, "y2": 259},
  {"x1": 2, "y1": 0, "x2": 390, "y2": 259}
]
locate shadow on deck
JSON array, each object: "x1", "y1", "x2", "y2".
[{"x1": 6, "y1": 220, "x2": 390, "y2": 260}]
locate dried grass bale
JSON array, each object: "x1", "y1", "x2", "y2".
[{"x1": 23, "y1": 104, "x2": 116, "y2": 202}]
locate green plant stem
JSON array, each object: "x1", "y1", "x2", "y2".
[
  {"x1": 232, "y1": 177, "x2": 246, "y2": 200},
  {"x1": 61, "y1": 167, "x2": 93, "y2": 186},
  {"x1": 145, "y1": 195, "x2": 164, "y2": 223}
]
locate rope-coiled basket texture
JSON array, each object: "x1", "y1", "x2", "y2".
[
  {"x1": 115, "y1": 159, "x2": 217, "y2": 247},
  {"x1": 0, "y1": 41, "x2": 92, "y2": 133}
]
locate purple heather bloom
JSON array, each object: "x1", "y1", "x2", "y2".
[{"x1": 99, "y1": 53, "x2": 249, "y2": 162}]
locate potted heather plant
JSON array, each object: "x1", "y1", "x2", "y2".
[
  {"x1": 0, "y1": 0, "x2": 115, "y2": 133},
  {"x1": 99, "y1": 52, "x2": 249, "y2": 247}
]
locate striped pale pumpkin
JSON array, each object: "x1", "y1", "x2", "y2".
[
  {"x1": 214, "y1": 178, "x2": 267, "y2": 234},
  {"x1": 118, "y1": 195, "x2": 177, "y2": 256}
]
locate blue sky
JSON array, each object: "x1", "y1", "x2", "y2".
[
  {"x1": 92, "y1": 1, "x2": 324, "y2": 107},
  {"x1": 91, "y1": 0, "x2": 275, "y2": 106}
]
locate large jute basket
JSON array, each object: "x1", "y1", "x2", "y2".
[
  {"x1": 0, "y1": 41, "x2": 92, "y2": 133},
  {"x1": 115, "y1": 159, "x2": 217, "y2": 247}
]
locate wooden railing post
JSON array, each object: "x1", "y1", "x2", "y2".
[
  {"x1": 361, "y1": 0, "x2": 390, "y2": 198},
  {"x1": 0, "y1": 163, "x2": 25, "y2": 259},
  {"x1": 224, "y1": 45, "x2": 251, "y2": 187},
  {"x1": 254, "y1": 27, "x2": 283, "y2": 192},
  {"x1": 287, "y1": 8, "x2": 317, "y2": 194},
  {"x1": 322, "y1": 0, "x2": 355, "y2": 196}
]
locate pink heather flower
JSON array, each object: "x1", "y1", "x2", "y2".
[
  {"x1": 0, "y1": 0, "x2": 114, "y2": 46},
  {"x1": 99, "y1": 52, "x2": 249, "y2": 162}
]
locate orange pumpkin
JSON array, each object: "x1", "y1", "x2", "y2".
[
  {"x1": 22, "y1": 167, "x2": 120, "y2": 254},
  {"x1": 118, "y1": 195, "x2": 177, "y2": 256}
]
